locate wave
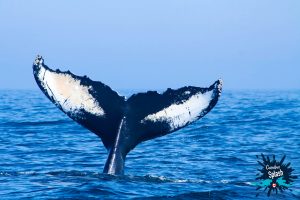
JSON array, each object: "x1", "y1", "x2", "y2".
[
  {"x1": 0, "y1": 170, "x2": 247, "y2": 185},
  {"x1": 133, "y1": 190, "x2": 239, "y2": 200},
  {"x1": 0, "y1": 120, "x2": 70, "y2": 127}
]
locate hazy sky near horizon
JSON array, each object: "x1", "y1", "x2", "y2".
[{"x1": 0, "y1": 1, "x2": 299, "y2": 90}]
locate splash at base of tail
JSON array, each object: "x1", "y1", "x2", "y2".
[{"x1": 33, "y1": 55, "x2": 222, "y2": 175}]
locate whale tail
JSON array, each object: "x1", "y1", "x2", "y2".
[{"x1": 33, "y1": 55, "x2": 222, "y2": 175}]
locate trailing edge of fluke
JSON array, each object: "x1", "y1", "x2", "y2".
[{"x1": 33, "y1": 55, "x2": 222, "y2": 175}]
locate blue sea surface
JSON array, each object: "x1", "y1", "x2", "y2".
[{"x1": 0, "y1": 90, "x2": 299, "y2": 199}]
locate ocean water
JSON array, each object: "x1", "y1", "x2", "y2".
[{"x1": 0, "y1": 89, "x2": 299, "y2": 199}]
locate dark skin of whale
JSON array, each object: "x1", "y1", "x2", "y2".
[{"x1": 33, "y1": 55, "x2": 222, "y2": 175}]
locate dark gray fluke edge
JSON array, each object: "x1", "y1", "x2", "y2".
[{"x1": 32, "y1": 55, "x2": 223, "y2": 175}]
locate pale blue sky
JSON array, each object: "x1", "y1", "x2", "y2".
[{"x1": 0, "y1": 1, "x2": 299, "y2": 90}]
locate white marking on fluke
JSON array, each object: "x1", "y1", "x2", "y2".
[
  {"x1": 141, "y1": 91, "x2": 213, "y2": 131},
  {"x1": 36, "y1": 62, "x2": 105, "y2": 117}
]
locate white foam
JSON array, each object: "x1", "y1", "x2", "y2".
[
  {"x1": 141, "y1": 91, "x2": 213, "y2": 130},
  {"x1": 37, "y1": 65, "x2": 105, "y2": 117}
]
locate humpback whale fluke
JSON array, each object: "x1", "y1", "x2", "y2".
[{"x1": 33, "y1": 55, "x2": 223, "y2": 175}]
